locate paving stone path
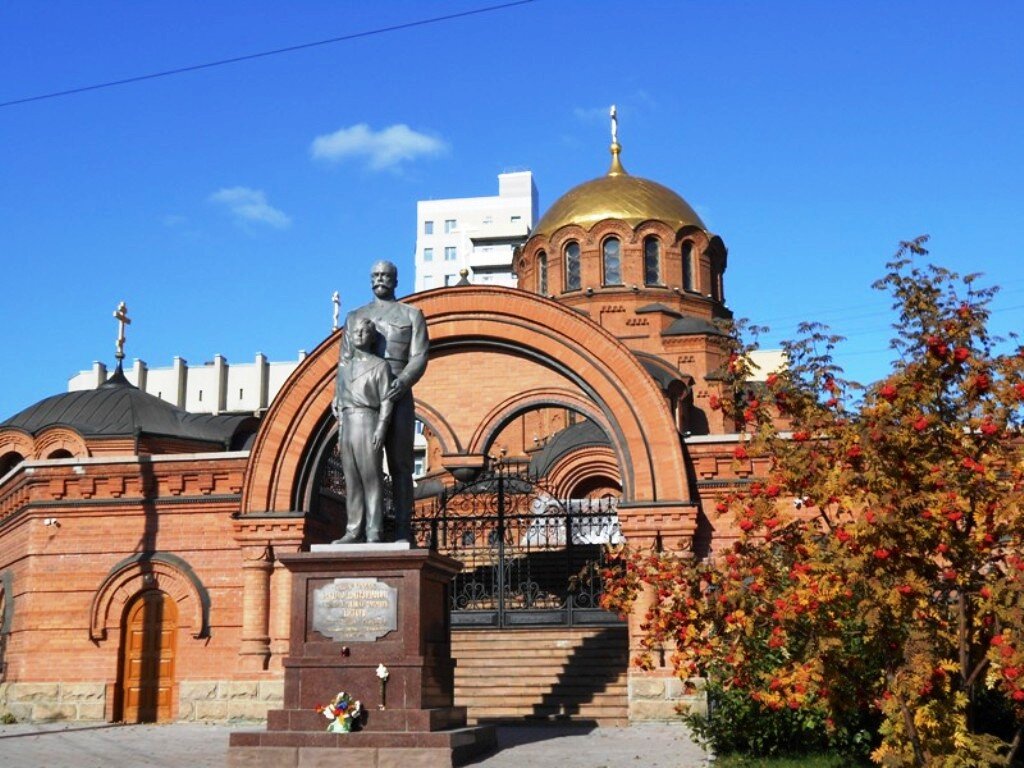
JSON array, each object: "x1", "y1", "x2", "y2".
[{"x1": 0, "y1": 722, "x2": 710, "y2": 767}]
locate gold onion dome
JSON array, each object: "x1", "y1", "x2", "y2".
[{"x1": 532, "y1": 133, "x2": 706, "y2": 237}]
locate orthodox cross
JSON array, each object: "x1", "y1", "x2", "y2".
[
  {"x1": 332, "y1": 291, "x2": 341, "y2": 331},
  {"x1": 113, "y1": 301, "x2": 131, "y2": 362},
  {"x1": 610, "y1": 104, "x2": 618, "y2": 146}
]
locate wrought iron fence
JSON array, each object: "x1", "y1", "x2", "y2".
[{"x1": 412, "y1": 463, "x2": 625, "y2": 629}]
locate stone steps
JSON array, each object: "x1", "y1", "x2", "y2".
[{"x1": 451, "y1": 627, "x2": 628, "y2": 725}]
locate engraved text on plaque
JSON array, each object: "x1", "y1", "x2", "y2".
[{"x1": 312, "y1": 578, "x2": 398, "y2": 643}]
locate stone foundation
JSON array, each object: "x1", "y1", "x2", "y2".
[
  {"x1": 0, "y1": 680, "x2": 284, "y2": 723},
  {"x1": 0, "y1": 682, "x2": 106, "y2": 722},
  {"x1": 178, "y1": 680, "x2": 283, "y2": 722},
  {"x1": 628, "y1": 674, "x2": 706, "y2": 721}
]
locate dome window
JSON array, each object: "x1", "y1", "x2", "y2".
[
  {"x1": 681, "y1": 241, "x2": 694, "y2": 292},
  {"x1": 602, "y1": 237, "x2": 622, "y2": 286},
  {"x1": 564, "y1": 242, "x2": 581, "y2": 292},
  {"x1": 537, "y1": 251, "x2": 548, "y2": 295},
  {"x1": 643, "y1": 237, "x2": 661, "y2": 286},
  {"x1": 0, "y1": 452, "x2": 24, "y2": 477}
]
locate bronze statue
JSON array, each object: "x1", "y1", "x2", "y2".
[
  {"x1": 336, "y1": 261, "x2": 428, "y2": 542},
  {"x1": 333, "y1": 318, "x2": 394, "y2": 543}
]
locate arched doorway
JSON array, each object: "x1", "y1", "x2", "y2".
[{"x1": 118, "y1": 590, "x2": 177, "y2": 723}]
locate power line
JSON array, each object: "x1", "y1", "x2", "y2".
[{"x1": 0, "y1": 0, "x2": 538, "y2": 109}]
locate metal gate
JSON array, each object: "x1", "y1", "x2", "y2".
[{"x1": 412, "y1": 461, "x2": 625, "y2": 629}]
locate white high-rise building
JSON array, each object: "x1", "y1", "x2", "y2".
[{"x1": 414, "y1": 171, "x2": 538, "y2": 292}]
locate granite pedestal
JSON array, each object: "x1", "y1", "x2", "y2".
[{"x1": 229, "y1": 545, "x2": 495, "y2": 767}]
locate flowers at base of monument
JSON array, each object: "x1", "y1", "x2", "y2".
[{"x1": 315, "y1": 691, "x2": 363, "y2": 733}]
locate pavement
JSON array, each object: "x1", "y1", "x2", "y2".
[{"x1": 0, "y1": 721, "x2": 711, "y2": 768}]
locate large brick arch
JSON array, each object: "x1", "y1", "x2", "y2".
[
  {"x1": 240, "y1": 287, "x2": 690, "y2": 514},
  {"x1": 466, "y1": 387, "x2": 613, "y2": 457}
]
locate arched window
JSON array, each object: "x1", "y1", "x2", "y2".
[
  {"x1": 0, "y1": 452, "x2": 24, "y2": 477},
  {"x1": 564, "y1": 242, "x2": 581, "y2": 291},
  {"x1": 537, "y1": 251, "x2": 548, "y2": 295},
  {"x1": 47, "y1": 449, "x2": 73, "y2": 460},
  {"x1": 602, "y1": 237, "x2": 621, "y2": 286},
  {"x1": 643, "y1": 237, "x2": 661, "y2": 285},
  {"x1": 711, "y1": 267, "x2": 723, "y2": 303},
  {"x1": 681, "y1": 241, "x2": 694, "y2": 292}
]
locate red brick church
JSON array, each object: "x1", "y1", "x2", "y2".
[{"x1": 0, "y1": 135, "x2": 767, "y2": 725}]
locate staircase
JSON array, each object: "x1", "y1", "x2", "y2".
[{"x1": 452, "y1": 626, "x2": 629, "y2": 725}]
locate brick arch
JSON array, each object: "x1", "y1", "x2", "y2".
[
  {"x1": 33, "y1": 426, "x2": 89, "y2": 460},
  {"x1": 241, "y1": 287, "x2": 689, "y2": 512},
  {"x1": 466, "y1": 388, "x2": 613, "y2": 458},
  {"x1": 414, "y1": 401, "x2": 462, "y2": 455},
  {"x1": 241, "y1": 331, "x2": 339, "y2": 514},
  {"x1": 544, "y1": 444, "x2": 621, "y2": 500},
  {"x1": 89, "y1": 553, "x2": 210, "y2": 641},
  {"x1": 0, "y1": 430, "x2": 34, "y2": 470}
]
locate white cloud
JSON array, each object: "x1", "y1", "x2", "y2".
[
  {"x1": 208, "y1": 187, "x2": 291, "y2": 229},
  {"x1": 310, "y1": 123, "x2": 447, "y2": 170}
]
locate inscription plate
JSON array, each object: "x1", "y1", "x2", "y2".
[{"x1": 311, "y1": 578, "x2": 398, "y2": 643}]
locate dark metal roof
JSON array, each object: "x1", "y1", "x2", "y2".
[
  {"x1": 1, "y1": 367, "x2": 253, "y2": 445},
  {"x1": 635, "y1": 302, "x2": 682, "y2": 318},
  {"x1": 529, "y1": 420, "x2": 611, "y2": 477},
  {"x1": 634, "y1": 352, "x2": 687, "y2": 392},
  {"x1": 663, "y1": 316, "x2": 727, "y2": 337}
]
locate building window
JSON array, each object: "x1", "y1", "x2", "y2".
[
  {"x1": 564, "y1": 242, "x2": 581, "y2": 291},
  {"x1": 602, "y1": 237, "x2": 622, "y2": 286},
  {"x1": 444, "y1": 219, "x2": 456, "y2": 233},
  {"x1": 444, "y1": 246, "x2": 457, "y2": 261},
  {"x1": 643, "y1": 237, "x2": 661, "y2": 285},
  {"x1": 682, "y1": 241, "x2": 694, "y2": 292},
  {"x1": 415, "y1": 420, "x2": 425, "y2": 435},
  {"x1": 424, "y1": 220, "x2": 434, "y2": 235},
  {"x1": 423, "y1": 247, "x2": 433, "y2": 262},
  {"x1": 444, "y1": 274, "x2": 457, "y2": 286},
  {"x1": 537, "y1": 251, "x2": 548, "y2": 295}
]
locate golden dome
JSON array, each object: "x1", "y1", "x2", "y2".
[{"x1": 532, "y1": 144, "x2": 706, "y2": 237}]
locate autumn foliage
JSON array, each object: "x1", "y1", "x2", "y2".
[{"x1": 602, "y1": 239, "x2": 1024, "y2": 765}]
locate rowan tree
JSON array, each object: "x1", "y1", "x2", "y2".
[{"x1": 602, "y1": 238, "x2": 1024, "y2": 765}]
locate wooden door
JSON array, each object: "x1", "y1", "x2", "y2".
[{"x1": 120, "y1": 590, "x2": 177, "y2": 722}]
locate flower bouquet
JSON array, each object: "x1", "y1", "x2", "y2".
[{"x1": 316, "y1": 691, "x2": 363, "y2": 733}]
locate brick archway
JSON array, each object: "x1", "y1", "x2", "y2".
[
  {"x1": 241, "y1": 286, "x2": 690, "y2": 515},
  {"x1": 89, "y1": 553, "x2": 209, "y2": 642},
  {"x1": 33, "y1": 426, "x2": 89, "y2": 460},
  {"x1": 466, "y1": 387, "x2": 613, "y2": 458}
]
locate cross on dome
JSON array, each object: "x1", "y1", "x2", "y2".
[
  {"x1": 608, "y1": 104, "x2": 626, "y2": 176},
  {"x1": 113, "y1": 301, "x2": 131, "y2": 363}
]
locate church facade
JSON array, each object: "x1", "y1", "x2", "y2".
[{"x1": 0, "y1": 133, "x2": 764, "y2": 725}]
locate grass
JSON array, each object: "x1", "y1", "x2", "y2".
[{"x1": 713, "y1": 755, "x2": 852, "y2": 768}]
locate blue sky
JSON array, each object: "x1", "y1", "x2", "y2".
[{"x1": 1, "y1": 0, "x2": 1022, "y2": 418}]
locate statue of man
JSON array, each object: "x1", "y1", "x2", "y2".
[
  {"x1": 334, "y1": 318, "x2": 394, "y2": 543},
  {"x1": 338, "y1": 260, "x2": 428, "y2": 542}
]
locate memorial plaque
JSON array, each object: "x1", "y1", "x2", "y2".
[{"x1": 311, "y1": 577, "x2": 398, "y2": 642}]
